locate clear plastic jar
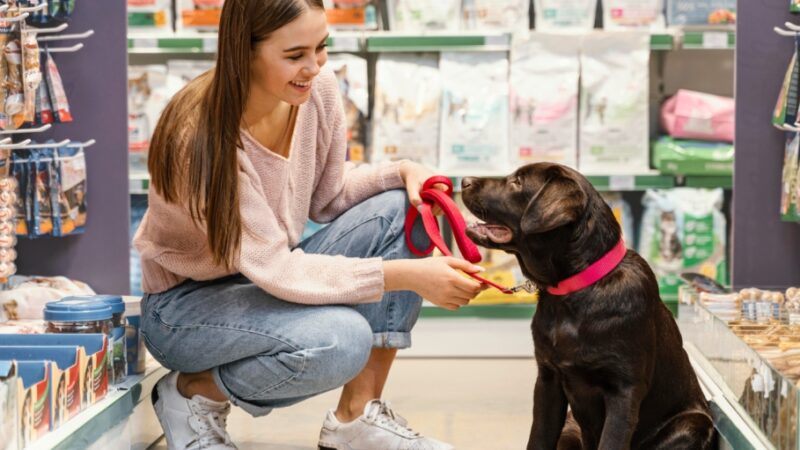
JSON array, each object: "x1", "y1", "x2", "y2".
[{"x1": 44, "y1": 300, "x2": 112, "y2": 336}]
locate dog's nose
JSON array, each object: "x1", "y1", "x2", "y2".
[{"x1": 462, "y1": 177, "x2": 476, "y2": 190}]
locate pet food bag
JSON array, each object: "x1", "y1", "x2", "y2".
[
  {"x1": 439, "y1": 51, "x2": 509, "y2": 173},
  {"x1": 372, "y1": 53, "x2": 441, "y2": 167},
  {"x1": 128, "y1": 65, "x2": 170, "y2": 172},
  {"x1": 661, "y1": 90, "x2": 734, "y2": 143},
  {"x1": 461, "y1": 0, "x2": 530, "y2": 34},
  {"x1": 31, "y1": 149, "x2": 56, "y2": 238},
  {"x1": 534, "y1": 0, "x2": 598, "y2": 31},
  {"x1": 601, "y1": 192, "x2": 635, "y2": 248},
  {"x1": 166, "y1": 60, "x2": 215, "y2": 91},
  {"x1": 774, "y1": 36, "x2": 800, "y2": 130},
  {"x1": 510, "y1": 32, "x2": 580, "y2": 168},
  {"x1": 177, "y1": 0, "x2": 224, "y2": 32},
  {"x1": 325, "y1": 0, "x2": 379, "y2": 30},
  {"x1": 326, "y1": 55, "x2": 369, "y2": 162},
  {"x1": 579, "y1": 31, "x2": 650, "y2": 173},
  {"x1": 603, "y1": 0, "x2": 665, "y2": 30},
  {"x1": 128, "y1": 0, "x2": 173, "y2": 31},
  {"x1": 11, "y1": 151, "x2": 30, "y2": 237},
  {"x1": 52, "y1": 145, "x2": 86, "y2": 237},
  {"x1": 388, "y1": 0, "x2": 460, "y2": 31},
  {"x1": 639, "y1": 188, "x2": 727, "y2": 297},
  {"x1": 666, "y1": 0, "x2": 736, "y2": 26}
]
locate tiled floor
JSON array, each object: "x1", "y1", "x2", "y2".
[{"x1": 148, "y1": 318, "x2": 537, "y2": 450}]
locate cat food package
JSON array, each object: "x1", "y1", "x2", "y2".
[
  {"x1": 439, "y1": 51, "x2": 509, "y2": 173},
  {"x1": 326, "y1": 0, "x2": 379, "y2": 31},
  {"x1": 773, "y1": 36, "x2": 800, "y2": 130},
  {"x1": 372, "y1": 53, "x2": 441, "y2": 168},
  {"x1": 579, "y1": 31, "x2": 650, "y2": 174},
  {"x1": 177, "y1": 0, "x2": 224, "y2": 32},
  {"x1": 639, "y1": 188, "x2": 727, "y2": 297},
  {"x1": 388, "y1": 0, "x2": 460, "y2": 31},
  {"x1": 461, "y1": 0, "x2": 530, "y2": 34},
  {"x1": 326, "y1": 55, "x2": 368, "y2": 162},
  {"x1": 510, "y1": 32, "x2": 580, "y2": 168},
  {"x1": 667, "y1": 0, "x2": 736, "y2": 26},
  {"x1": 128, "y1": 65, "x2": 169, "y2": 172},
  {"x1": 534, "y1": 0, "x2": 598, "y2": 31},
  {"x1": 128, "y1": 0, "x2": 173, "y2": 31},
  {"x1": 601, "y1": 192, "x2": 635, "y2": 248},
  {"x1": 603, "y1": 0, "x2": 665, "y2": 30},
  {"x1": 53, "y1": 146, "x2": 86, "y2": 236}
]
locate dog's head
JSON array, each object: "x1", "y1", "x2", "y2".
[{"x1": 462, "y1": 163, "x2": 620, "y2": 286}]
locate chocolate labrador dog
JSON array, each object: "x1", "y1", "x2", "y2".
[{"x1": 461, "y1": 163, "x2": 715, "y2": 450}]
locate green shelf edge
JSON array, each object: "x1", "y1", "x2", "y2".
[
  {"x1": 586, "y1": 175, "x2": 675, "y2": 191},
  {"x1": 684, "y1": 175, "x2": 733, "y2": 189},
  {"x1": 650, "y1": 34, "x2": 674, "y2": 50},
  {"x1": 682, "y1": 31, "x2": 735, "y2": 49},
  {"x1": 366, "y1": 35, "x2": 503, "y2": 52}
]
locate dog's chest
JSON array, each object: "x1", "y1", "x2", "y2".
[{"x1": 533, "y1": 308, "x2": 582, "y2": 367}]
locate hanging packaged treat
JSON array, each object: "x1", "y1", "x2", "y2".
[
  {"x1": 510, "y1": 33, "x2": 580, "y2": 169},
  {"x1": 781, "y1": 132, "x2": 799, "y2": 217},
  {"x1": 44, "y1": 48, "x2": 72, "y2": 123},
  {"x1": 534, "y1": 0, "x2": 598, "y2": 31},
  {"x1": 53, "y1": 145, "x2": 86, "y2": 236},
  {"x1": 127, "y1": 0, "x2": 173, "y2": 32},
  {"x1": 439, "y1": 51, "x2": 509, "y2": 173},
  {"x1": 176, "y1": 0, "x2": 224, "y2": 32},
  {"x1": 326, "y1": 55, "x2": 368, "y2": 162},
  {"x1": 371, "y1": 53, "x2": 441, "y2": 168},
  {"x1": 461, "y1": 0, "x2": 530, "y2": 34},
  {"x1": 49, "y1": 0, "x2": 76, "y2": 25},
  {"x1": 34, "y1": 66, "x2": 53, "y2": 126},
  {"x1": 32, "y1": 148, "x2": 56, "y2": 237},
  {"x1": 603, "y1": 0, "x2": 665, "y2": 30},
  {"x1": 4, "y1": 34, "x2": 24, "y2": 130},
  {"x1": 579, "y1": 31, "x2": 650, "y2": 173},
  {"x1": 388, "y1": 0, "x2": 460, "y2": 31},
  {"x1": 21, "y1": 30, "x2": 40, "y2": 125},
  {"x1": 773, "y1": 36, "x2": 800, "y2": 130},
  {"x1": 0, "y1": 28, "x2": 9, "y2": 130},
  {"x1": 10, "y1": 151, "x2": 29, "y2": 236},
  {"x1": 325, "y1": 0, "x2": 379, "y2": 31},
  {"x1": 667, "y1": 0, "x2": 736, "y2": 26}
]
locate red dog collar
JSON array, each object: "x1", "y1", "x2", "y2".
[{"x1": 546, "y1": 239, "x2": 627, "y2": 296}]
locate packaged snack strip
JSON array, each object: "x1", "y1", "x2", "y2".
[
  {"x1": 0, "y1": 29, "x2": 8, "y2": 130},
  {"x1": 53, "y1": 145, "x2": 86, "y2": 236},
  {"x1": 461, "y1": 0, "x2": 530, "y2": 34},
  {"x1": 33, "y1": 148, "x2": 57, "y2": 237},
  {"x1": 10, "y1": 151, "x2": 29, "y2": 236},
  {"x1": 127, "y1": 0, "x2": 173, "y2": 31},
  {"x1": 773, "y1": 36, "x2": 800, "y2": 130},
  {"x1": 44, "y1": 47, "x2": 71, "y2": 123},
  {"x1": 21, "y1": 29, "x2": 40, "y2": 125},
  {"x1": 534, "y1": 0, "x2": 598, "y2": 31},
  {"x1": 176, "y1": 0, "x2": 224, "y2": 32},
  {"x1": 0, "y1": 148, "x2": 10, "y2": 179},
  {"x1": 3, "y1": 31, "x2": 23, "y2": 130},
  {"x1": 603, "y1": 0, "x2": 665, "y2": 30},
  {"x1": 388, "y1": 0, "x2": 460, "y2": 32},
  {"x1": 34, "y1": 62, "x2": 53, "y2": 126}
]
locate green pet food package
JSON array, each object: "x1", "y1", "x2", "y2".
[
  {"x1": 773, "y1": 35, "x2": 800, "y2": 129},
  {"x1": 639, "y1": 188, "x2": 727, "y2": 297}
]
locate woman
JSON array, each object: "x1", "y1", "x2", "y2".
[{"x1": 134, "y1": 1, "x2": 486, "y2": 449}]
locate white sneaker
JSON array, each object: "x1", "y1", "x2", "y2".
[
  {"x1": 318, "y1": 399, "x2": 454, "y2": 450},
  {"x1": 152, "y1": 371, "x2": 237, "y2": 450}
]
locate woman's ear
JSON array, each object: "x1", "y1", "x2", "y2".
[{"x1": 520, "y1": 173, "x2": 588, "y2": 235}]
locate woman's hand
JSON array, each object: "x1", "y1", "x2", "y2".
[
  {"x1": 383, "y1": 258, "x2": 486, "y2": 310},
  {"x1": 399, "y1": 160, "x2": 448, "y2": 214}
]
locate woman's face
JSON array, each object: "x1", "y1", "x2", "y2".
[{"x1": 251, "y1": 7, "x2": 329, "y2": 107}]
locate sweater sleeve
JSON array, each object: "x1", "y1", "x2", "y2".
[
  {"x1": 308, "y1": 72, "x2": 405, "y2": 224},
  {"x1": 236, "y1": 160, "x2": 385, "y2": 304}
]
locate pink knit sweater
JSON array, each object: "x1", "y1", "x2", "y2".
[{"x1": 133, "y1": 68, "x2": 405, "y2": 304}]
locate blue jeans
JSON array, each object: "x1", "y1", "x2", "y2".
[{"x1": 140, "y1": 190, "x2": 428, "y2": 417}]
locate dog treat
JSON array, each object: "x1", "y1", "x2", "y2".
[
  {"x1": 44, "y1": 48, "x2": 72, "y2": 123},
  {"x1": 21, "y1": 30, "x2": 40, "y2": 124},
  {"x1": 3, "y1": 37, "x2": 23, "y2": 129}
]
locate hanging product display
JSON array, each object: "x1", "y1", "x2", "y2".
[
  {"x1": 602, "y1": 0, "x2": 665, "y2": 30},
  {"x1": 127, "y1": 0, "x2": 172, "y2": 32},
  {"x1": 439, "y1": 51, "x2": 509, "y2": 173},
  {"x1": 21, "y1": 30, "x2": 40, "y2": 125},
  {"x1": 461, "y1": 0, "x2": 530, "y2": 33},
  {"x1": 793, "y1": 0, "x2": 800, "y2": 14},
  {"x1": 509, "y1": 32, "x2": 580, "y2": 169},
  {"x1": 176, "y1": 0, "x2": 224, "y2": 32},
  {"x1": 639, "y1": 188, "x2": 728, "y2": 298},
  {"x1": 0, "y1": 151, "x2": 16, "y2": 282},
  {"x1": 20, "y1": 0, "x2": 76, "y2": 27},
  {"x1": 326, "y1": 55, "x2": 368, "y2": 162},
  {"x1": 388, "y1": 0, "x2": 460, "y2": 32},
  {"x1": 579, "y1": 31, "x2": 650, "y2": 173},
  {"x1": 325, "y1": 0, "x2": 379, "y2": 30},
  {"x1": 533, "y1": 0, "x2": 597, "y2": 31},
  {"x1": 773, "y1": 35, "x2": 800, "y2": 130},
  {"x1": 667, "y1": 0, "x2": 736, "y2": 25},
  {"x1": 371, "y1": 53, "x2": 441, "y2": 168},
  {"x1": 43, "y1": 48, "x2": 71, "y2": 124}
]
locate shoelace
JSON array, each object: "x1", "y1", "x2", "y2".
[
  {"x1": 187, "y1": 402, "x2": 234, "y2": 449},
  {"x1": 379, "y1": 400, "x2": 408, "y2": 427},
  {"x1": 364, "y1": 401, "x2": 419, "y2": 438}
]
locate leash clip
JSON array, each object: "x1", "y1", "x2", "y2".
[{"x1": 508, "y1": 280, "x2": 538, "y2": 294}]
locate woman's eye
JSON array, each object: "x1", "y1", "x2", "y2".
[
  {"x1": 316, "y1": 44, "x2": 328, "y2": 53},
  {"x1": 288, "y1": 54, "x2": 303, "y2": 61}
]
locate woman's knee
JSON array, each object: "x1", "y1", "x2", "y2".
[{"x1": 307, "y1": 308, "x2": 373, "y2": 389}]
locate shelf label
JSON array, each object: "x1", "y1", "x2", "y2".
[
  {"x1": 332, "y1": 36, "x2": 360, "y2": 52},
  {"x1": 702, "y1": 32, "x2": 728, "y2": 49},
  {"x1": 203, "y1": 37, "x2": 218, "y2": 53},
  {"x1": 132, "y1": 38, "x2": 157, "y2": 49},
  {"x1": 609, "y1": 175, "x2": 635, "y2": 190},
  {"x1": 484, "y1": 35, "x2": 508, "y2": 47}
]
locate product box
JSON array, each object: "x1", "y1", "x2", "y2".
[
  {"x1": 177, "y1": 0, "x2": 224, "y2": 32},
  {"x1": 14, "y1": 360, "x2": 56, "y2": 445},
  {"x1": 666, "y1": 0, "x2": 736, "y2": 26},
  {"x1": 0, "y1": 361, "x2": 20, "y2": 450},
  {"x1": 0, "y1": 334, "x2": 108, "y2": 406},
  {"x1": 0, "y1": 346, "x2": 85, "y2": 422},
  {"x1": 326, "y1": 0, "x2": 379, "y2": 30}
]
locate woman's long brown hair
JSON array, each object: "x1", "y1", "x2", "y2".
[{"x1": 148, "y1": 0, "x2": 324, "y2": 270}]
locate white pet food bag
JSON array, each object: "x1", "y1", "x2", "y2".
[
  {"x1": 372, "y1": 53, "x2": 441, "y2": 167},
  {"x1": 534, "y1": 0, "x2": 598, "y2": 31},
  {"x1": 462, "y1": 0, "x2": 530, "y2": 34},
  {"x1": 579, "y1": 31, "x2": 650, "y2": 173},
  {"x1": 639, "y1": 188, "x2": 727, "y2": 297},
  {"x1": 603, "y1": 0, "x2": 665, "y2": 30},
  {"x1": 388, "y1": 0, "x2": 460, "y2": 31},
  {"x1": 127, "y1": 65, "x2": 170, "y2": 169},
  {"x1": 439, "y1": 52, "x2": 509, "y2": 173},
  {"x1": 326, "y1": 55, "x2": 369, "y2": 162},
  {"x1": 510, "y1": 33, "x2": 580, "y2": 168}
]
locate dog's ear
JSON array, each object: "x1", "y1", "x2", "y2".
[{"x1": 520, "y1": 171, "x2": 588, "y2": 235}]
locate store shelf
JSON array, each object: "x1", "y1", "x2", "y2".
[
  {"x1": 683, "y1": 175, "x2": 733, "y2": 189},
  {"x1": 681, "y1": 28, "x2": 736, "y2": 50},
  {"x1": 366, "y1": 32, "x2": 511, "y2": 52},
  {"x1": 130, "y1": 172, "x2": 149, "y2": 195},
  {"x1": 420, "y1": 303, "x2": 536, "y2": 319},
  {"x1": 128, "y1": 32, "x2": 365, "y2": 54},
  {"x1": 650, "y1": 33, "x2": 675, "y2": 50},
  {"x1": 584, "y1": 173, "x2": 676, "y2": 191}
]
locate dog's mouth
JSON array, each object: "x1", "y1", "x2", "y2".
[{"x1": 467, "y1": 220, "x2": 513, "y2": 244}]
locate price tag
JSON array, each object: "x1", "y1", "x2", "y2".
[
  {"x1": 203, "y1": 37, "x2": 218, "y2": 53},
  {"x1": 609, "y1": 175, "x2": 635, "y2": 191},
  {"x1": 484, "y1": 34, "x2": 508, "y2": 47},
  {"x1": 133, "y1": 38, "x2": 157, "y2": 50},
  {"x1": 702, "y1": 32, "x2": 729, "y2": 49},
  {"x1": 332, "y1": 36, "x2": 360, "y2": 52}
]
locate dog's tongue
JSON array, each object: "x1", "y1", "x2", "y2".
[{"x1": 468, "y1": 222, "x2": 513, "y2": 244}]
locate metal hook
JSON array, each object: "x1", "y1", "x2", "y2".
[
  {"x1": 10, "y1": 139, "x2": 71, "y2": 149},
  {"x1": 64, "y1": 139, "x2": 95, "y2": 148},
  {"x1": 0, "y1": 12, "x2": 30, "y2": 23},
  {"x1": 774, "y1": 26, "x2": 798, "y2": 37},
  {"x1": 29, "y1": 23, "x2": 69, "y2": 35},
  {"x1": 0, "y1": 124, "x2": 52, "y2": 135},
  {"x1": 38, "y1": 29, "x2": 94, "y2": 42},
  {"x1": 0, "y1": 139, "x2": 32, "y2": 149},
  {"x1": 46, "y1": 43, "x2": 84, "y2": 53}
]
